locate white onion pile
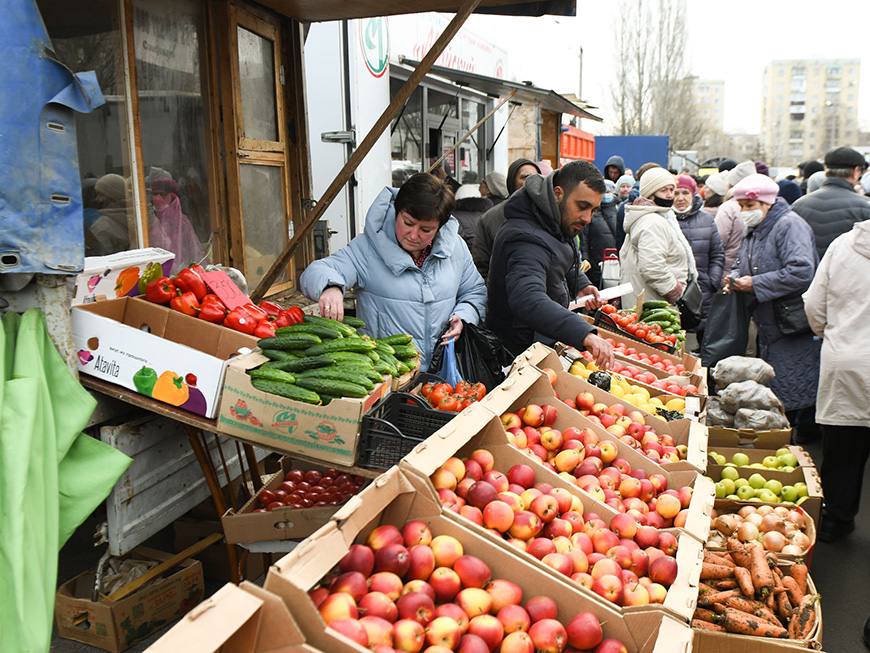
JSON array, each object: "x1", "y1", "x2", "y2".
[{"x1": 707, "y1": 505, "x2": 811, "y2": 554}]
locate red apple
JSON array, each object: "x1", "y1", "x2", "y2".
[
  {"x1": 454, "y1": 555, "x2": 492, "y2": 589},
  {"x1": 369, "y1": 572, "x2": 404, "y2": 601},
  {"x1": 331, "y1": 571, "x2": 369, "y2": 602},
  {"x1": 319, "y1": 592, "x2": 358, "y2": 624},
  {"x1": 360, "y1": 591, "x2": 398, "y2": 622},
  {"x1": 330, "y1": 618, "x2": 368, "y2": 647},
  {"x1": 592, "y1": 574, "x2": 623, "y2": 603},
  {"x1": 507, "y1": 463, "x2": 536, "y2": 489},
  {"x1": 402, "y1": 520, "x2": 433, "y2": 547},
  {"x1": 530, "y1": 494, "x2": 560, "y2": 523},
  {"x1": 542, "y1": 552, "x2": 574, "y2": 576},
  {"x1": 457, "y1": 587, "x2": 492, "y2": 618},
  {"x1": 528, "y1": 618, "x2": 567, "y2": 653},
  {"x1": 367, "y1": 525, "x2": 404, "y2": 551},
  {"x1": 565, "y1": 612, "x2": 603, "y2": 650},
  {"x1": 396, "y1": 592, "x2": 435, "y2": 625},
  {"x1": 649, "y1": 555, "x2": 678, "y2": 587},
  {"x1": 339, "y1": 543, "x2": 376, "y2": 577},
  {"x1": 483, "y1": 500, "x2": 515, "y2": 533},
  {"x1": 375, "y1": 543, "x2": 410, "y2": 577},
  {"x1": 430, "y1": 535, "x2": 464, "y2": 568},
  {"x1": 509, "y1": 511, "x2": 542, "y2": 540},
  {"x1": 429, "y1": 567, "x2": 461, "y2": 603},
  {"x1": 525, "y1": 595, "x2": 558, "y2": 623},
  {"x1": 500, "y1": 631, "x2": 535, "y2": 653},
  {"x1": 360, "y1": 615, "x2": 394, "y2": 647},
  {"x1": 467, "y1": 614, "x2": 504, "y2": 650},
  {"x1": 393, "y1": 618, "x2": 425, "y2": 653}
]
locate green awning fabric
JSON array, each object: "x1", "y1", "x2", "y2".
[{"x1": 0, "y1": 309, "x2": 132, "y2": 652}]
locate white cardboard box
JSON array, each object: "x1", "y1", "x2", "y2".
[{"x1": 73, "y1": 248, "x2": 175, "y2": 305}]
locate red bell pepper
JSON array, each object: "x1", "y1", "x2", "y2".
[
  {"x1": 240, "y1": 303, "x2": 268, "y2": 321},
  {"x1": 273, "y1": 312, "x2": 292, "y2": 328},
  {"x1": 258, "y1": 300, "x2": 283, "y2": 319},
  {"x1": 174, "y1": 265, "x2": 208, "y2": 301},
  {"x1": 144, "y1": 276, "x2": 176, "y2": 305},
  {"x1": 282, "y1": 306, "x2": 305, "y2": 326},
  {"x1": 170, "y1": 291, "x2": 201, "y2": 316},
  {"x1": 253, "y1": 319, "x2": 277, "y2": 338},
  {"x1": 224, "y1": 306, "x2": 258, "y2": 334},
  {"x1": 199, "y1": 294, "x2": 227, "y2": 323}
]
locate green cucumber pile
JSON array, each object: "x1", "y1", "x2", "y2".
[
  {"x1": 247, "y1": 315, "x2": 420, "y2": 405},
  {"x1": 639, "y1": 300, "x2": 686, "y2": 347}
]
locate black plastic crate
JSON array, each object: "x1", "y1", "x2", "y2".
[
  {"x1": 594, "y1": 310, "x2": 678, "y2": 354},
  {"x1": 358, "y1": 391, "x2": 455, "y2": 470},
  {"x1": 396, "y1": 371, "x2": 447, "y2": 393}
]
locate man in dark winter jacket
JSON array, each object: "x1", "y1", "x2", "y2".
[
  {"x1": 472, "y1": 158, "x2": 541, "y2": 279},
  {"x1": 487, "y1": 161, "x2": 614, "y2": 368},
  {"x1": 797, "y1": 159, "x2": 824, "y2": 196},
  {"x1": 673, "y1": 175, "x2": 725, "y2": 316},
  {"x1": 452, "y1": 185, "x2": 493, "y2": 253},
  {"x1": 792, "y1": 147, "x2": 870, "y2": 259},
  {"x1": 603, "y1": 155, "x2": 625, "y2": 183},
  {"x1": 583, "y1": 179, "x2": 618, "y2": 287}
]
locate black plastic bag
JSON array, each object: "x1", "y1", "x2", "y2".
[
  {"x1": 429, "y1": 322, "x2": 514, "y2": 392},
  {"x1": 700, "y1": 289, "x2": 754, "y2": 370}
]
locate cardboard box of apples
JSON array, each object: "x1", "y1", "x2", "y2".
[
  {"x1": 500, "y1": 347, "x2": 708, "y2": 475},
  {"x1": 263, "y1": 466, "x2": 693, "y2": 653},
  {"x1": 400, "y1": 402, "x2": 705, "y2": 623}
]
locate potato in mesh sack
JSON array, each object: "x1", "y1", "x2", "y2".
[
  {"x1": 718, "y1": 379, "x2": 785, "y2": 413},
  {"x1": 733, "y1": 407, "x2": 790, "y2": 430},
  {"x1": 713, "y1": 355, "x2": 775, "y2": 388},
  {"x1": 704, "y1": 397, "x2": 734, "y2": 427}
]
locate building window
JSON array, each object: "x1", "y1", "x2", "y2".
[
  {"x1": 389, "y1": 78, "x2": 423, "y2": 186},
  {"x1": 426, "y1": 88, "x2": 460, "y2": 177},
  {"x1": 133, "y1": 0, "x2": 213, "y2": 273},
  {"x1": 458, "y1": 99, "x2": 485, "y2": 184},
  {"x1": 827, "y1": 65, "x2": 841, "y2": 78},
  {"x1": 39, "y1": 0, "x2": 138, "y2": 257}
]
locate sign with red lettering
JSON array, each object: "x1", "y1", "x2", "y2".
[{"x1": 200, "y1": 269, "x2": 250, "y2": 310}]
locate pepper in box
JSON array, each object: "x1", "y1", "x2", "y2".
[
  {"x1": 174, "y1": 264, "x2": 208, "y2": 301},
  {"x1": 144, "y1": 276, "x2": 176, "y2": 304}
]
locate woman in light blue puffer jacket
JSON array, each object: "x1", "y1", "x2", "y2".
[{"x1": 300, "y1": 173, "x2": 487, "y2": 370}]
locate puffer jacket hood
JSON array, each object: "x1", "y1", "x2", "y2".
[
  {"x1": 506, "y1": 158, "x2": 541, "y2": 194},
  {"x1": 515, "y1": 172, "x2": 565, "y2": 240},
  {"x1": 604, "y1": 155, "x2": 625, "y2": 177},
  {"x1": 850, "y1": 220, "x2": 870, "y2": 259},
  {"x1": 623, "y1": 201, "x2": 673, "y2": 235}
]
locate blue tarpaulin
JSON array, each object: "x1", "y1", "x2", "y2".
[{"x1": 0, "y1": 0, "x2": 105, "y2": 275}]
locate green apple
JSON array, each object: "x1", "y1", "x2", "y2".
[
  {"x1": 794, "y1": 482, "x2": 809, "y2": 498},
  {"x1": 776, "y1": 447, "x2": 790, "y2": 457},
  {"x1": 764, "y1": 479, "x2": 784, "y2": 496},
  {"x1": 732, "y1": 452, "x2": 750, "y2": 467},
  {"x1": 715, "y1": 481, "x2": 728, "y2": 498},
  {"x1": 737, "y1": 485, "x2": 756, "y2": 500},
  {"x1": 762, "y1": 456, "x2": 780, "y2": 468},
  {"x1": 721, "y1": 466, "x2": 740, "y2": 481},
  {"x1": 748, "y1": 473, "x2": 767, "y2": 490},
  {"x1": 720, "y1": 478, "x2": 736, "y2": 495},
  {"x1": 782, "y1": 466, "x2": 795, "y2": 473},
  {"x1": 734, "y1": 478, "x2": 749, "y2": 489},
  {"x1": 715, "y1": 454, "x2": 727, "y2": 465},
  {"x1": 781, "y1": 486, "x2": 799, "y2": 503},
  {"x1": 749, "y1": 463, "x2": 766, "y2": 469},
  {"x1": 797, "y1": 496, "x2": 809, "y2": 506},
  {"x1": 757, "y1": 489, "x2": 779, "y2": 503},
  {"x1": 726, "y1": 494, "x2": 739, "y2": 500},
  {"x1": 778, "y1": 453, "x2": 798, "y2": 468}
]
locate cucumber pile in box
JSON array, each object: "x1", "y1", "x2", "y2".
[
  {"x1": 247, "y1": 315, "x2": 420, "y2": 405},
  {"x1": 639, "y1": 300, "x2": 686, "y2": 347}
]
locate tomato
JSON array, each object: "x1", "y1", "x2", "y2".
[
  {"x1": 471, "y1": 383, "x2": 486, "y2": 401},
  {"x1": 437, "y1": 395, "x2": 460, "y2": 412},
  {"x1": 285, "y1": 470, "x2": 304, "y2": 483},
  {"x1": 624, "y1": 324, "x2": 637, "y2": 334},
  {"x1": 454, "y1": 380, "x2": 473, "y2": 395},
  {"x1": 428, "y1": 387, "x2": 449, "y2": 407},
  {"x1": 257, "y1": 490, "x2": 277, "y2": 506},
  {"x1": 601, "y1": 303, "x2": 617, "y2": 315},
  {"x1": 421, "y1": 382, "x2": 435, "y2": 398},
  {"x1": 278, "y1": 481, "x2": 295, "y2": 493},
  {"x1": 304, "y1": 470, "x2": 322, "y2": 484},
  {"x1": 267, "y1": 501, "x2": 285, "y2": 511},
  {"x1": 634, "y1": 328, "x2": 646, "y2": 339},
  {"x1": 649, "y1": 354, "x2": 662, "y2": 364}
]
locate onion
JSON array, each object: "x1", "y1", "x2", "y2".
[
  {"x1": 791, "y1": 532, "x2": 811, "y2": 550},
  {"x1": 746, "y1": 512, "x2": 764, "y2": 527},
  {"x1": 738, "y1": 506, "x2": 756, "y2": 518},
  {"x1": 788, "y1": 510, "x2": 807, "y2": 529},
  {"x1": 757, "y1": 504, "x2": 774, "y2": 516},
  {"x1": 781, "y1": 544, "x2": 803, "y2": 555},
  {"x1": 761, "y1": 514, "x2": 787, "y2": 534},
  {"x1": 762, "y1": 531, "x2": 786, "y2": 552},
  {"x1": 774, "y1": 506, "x2": 790, "y2": 517},
  {"x1": 710, "y1": 508, "x2": 719, "y2": 519},
  {"x1": 737, "y1": 522, "x2": 760, "y2": 542},
  {"x1": 715, "y1": 515, "x2": 740, "y2": 536}
]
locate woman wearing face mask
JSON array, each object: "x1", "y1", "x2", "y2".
[
  {"x1": 725, "y1": 174, "x2": 821, "y2": 436},
  {"x1": 583, "y1": 179, "x2": 619, "y2": 287},
  {"x1": 620, "y1": 168, "x2": 698, "y2": 310},
  {"x1": 300, "y1": 173, "x2": 487, "y2": 371},
  {"x1": 673, "y1": 175, "x2": 725, "y2": 326}
]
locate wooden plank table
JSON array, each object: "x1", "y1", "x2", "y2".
[{"x1": 80, "y1": 375, "x2": 381, "y2": 582}]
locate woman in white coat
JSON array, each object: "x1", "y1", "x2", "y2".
[{"x1": 803, "y1": 220, "x2": 870, "y2": 542}]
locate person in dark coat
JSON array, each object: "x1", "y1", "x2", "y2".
[
  {"x1": 726, "y1": 174, "x2": 821, "y2": 436},
  {"x1": 583, "y1": 179, "x2": 618, "y2": 287},
  {"x1": 452, "y1": 184, "x2": 493, "y2": 253},
  {"x1": 673, "y1": 175, "x2": 725, "y2": 318},
  {"x1": 777, "y1": 179, "x2": 802, "y2": 205},
  {"x1": 472, "y1": 158, "x2": 541, "y2": 279},
  {"x1": 791, "y1": 147, "x2": 870, "y2": 259},
  {"x1": 798, "y1": 159, "x2": 824, "y2": 195},
  {"x1": 487, "y1": 161, "x2": 613, "y2": 368},
  {"x1": 603, "y1": 154, "x2": 625, "y2": 183}
]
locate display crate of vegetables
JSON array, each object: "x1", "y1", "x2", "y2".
[
  {"x1": 692, "y1": 543, "x2": 821, "y2": 648},
  {"x1": 706, "y1": 502, "x2": 816, "y2": 565},
  {"x1": 221, "y1": 457, "x2": 368, "y2": 544},
  {"x1": 594, "y1": 302, "x2": 685, "y2": 353},
  {"x1": 217, "y1": 316, "x2": 417, "y2": 466}
]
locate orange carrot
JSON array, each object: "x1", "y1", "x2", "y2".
[
  {"x1": 790, "y1": 561, "x2": 808, "y2": 596},
  {"x1": 749, "y1": 546, "x2": 775, "y2": 598},
  {"x1": 704, "y1": 552, "x2": 736, "y2": 567},
  {"x1": 694, "y1": 607, "x2": 717, "y2": 623},
  {"x1": 705, "y1": 589, "x2": 740, "y2": 604},
  {"x1": 773, "y1": 574, "x2": 792, "y2": 620},
  {"x1": 701, "y1": 563, "x2": 735, "y2": 580},
  {"x1": 693, "y1": 619, "x2": 726, "y2": 632},
  {"x1": 716, "y1": 608, "x2": 789, "y2": 638},
  {"x1": 710, "y1": 578, "x2": 738, "y2": 590},
  {"x1": 781, "y1": 576, "x2": 803, "y2": 606},
  {"x1": 788, "y1": 595, "x2": 817, "y2": 640},
  {"x1": 727, "y1": 538, "x2": 753, "y2": 568},
  {"x1": 722, "y1": 596, "x2": 783, "y2": 626},
  {"x1": 734, "y1": 567, "x2": 754, "y2": 597}
]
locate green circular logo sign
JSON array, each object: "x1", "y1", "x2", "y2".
[{"x1": 360, "y1": 18, "x2": 389, "y2": 78}]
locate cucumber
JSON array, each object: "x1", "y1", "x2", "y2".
[
  {"x1": 376, "y1": 349, "x2": 402, "y2": 370},
  {"x1": 261, "y1": 348, "x2": 299, "y2": 361},
  {"x1": 302, "y1": 315, "x2": 356, "y2": 337},
  {"x1": 375, "y1": 341, "x2": 396, "y2": 356},
  {"x1": 304, "y1": 338, "x2": 377, "y2": 356},
  {"x1": 298, "y1": 368, "x2": 375, "y2": 391},
  {"x1": 367, "y1": 351, "x2": 380, "y2": 363},
  {"x1": 378, "y1": 334, "x2": 413, "y2": 346},
  {"x1": 276, "y1": 323, "x2": 344, "y2": 340},
  {"x1": 325, "y1": 352, "x2": 375, "y2": 367},
  {"x1": 396, "y1": 360, "x2": 411, "y2": 375},
  {"x1": 642, "y1": 309, "x2": 679, "y2": 323},
  {"x1": 391, "y1": 345, "x2": 419, "y2": 360},
  {"x1": 248, "y1": 367, "x2": 297, "y2": 384},
  {"x1": 374, "y1": 359, "x2": 398, "y2": 376},
  {"x1": 257, "y1": 333, "x2": 322, "y2": 350},
  {"x1": 295, "y1": 377, "x2": 369, "y2": 398},
  {"x1": 642, "y1": 300, "x2": 670, "y2": 310},
  {"x1": 342, "y1": 316, "x2": 366, "y2": 329},
  {"x1": 264, "y1": 355, "x2": 336, "y2": 373},
  {"x1": 251, "y1": 378, "x2": 322, "y2": 404}
]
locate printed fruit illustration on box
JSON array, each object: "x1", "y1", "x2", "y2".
[
  {"x1": 431, "y1": 454, "x2": 682, "y2": 608},
  {"x1": 309, "y1": 519, "x2": 630, "y2": 651},
  {"x1": 131, "y1": 366, "x2": 207, "y2": 413},
  {"x1": 113, "y1": 266, "x2": 140, "y2": 297}
]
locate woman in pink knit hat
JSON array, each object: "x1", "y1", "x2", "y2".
[{"x1": 722, "y1": 173, "x2": 821, "y2": 444}]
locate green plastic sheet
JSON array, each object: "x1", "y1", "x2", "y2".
[{"x1": 0, "y1": 309, "x2": 132, "y2": 652}]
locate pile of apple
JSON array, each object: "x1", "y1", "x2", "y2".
[
  {"x1": 571, "y1": 352, "x2": 699, "y2": 397},
  {"x1": 607, "y1": 340, "x2": 690, "y2": 377},
  {"x1": 254, "y1": 469, "x2": 367, "y2": 511},
  {"x1": 311, "y1": 520, "x2": 630, "y2": 652},
  {"x1": 432, "y1": 454, "x2": 680, "y2": 609}
]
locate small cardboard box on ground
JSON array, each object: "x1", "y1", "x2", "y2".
[
  {"x1": 221, "y1": 457, "x2": 369, "y2": 544},
  {"x1": 483, "y1": 357, "x2": 710, "y2": 479},
  {"x1": 74, "y1": 248, "x2": 175, "y2": 305},
  {"x1": 400, "y1": 402, "x2": 704, "y2": 623},
  {"x1": 218, "y1": 351, "x2": 391, "y2": 466},
  {"x1": 55, "y1": 547, "x2": 204, "y2": 653},
  {"x1": 72, "y1": 297, "x2": 257, "y2": 417},
  {"x1": 707, "y1": 425, "x2": 793, "y2": 449},
  {"x1": 146, "y1": 581, "x2": 323, "y2": 653},
  {"x1": 706, "y1": 460, "x2": 823, "y2": 528},
  {"x1": 173, "y1": 518, "x2": 266, "y2": 582},
  {"x1": 263, "y1": 466, "x2": 694, "y2": 653}
]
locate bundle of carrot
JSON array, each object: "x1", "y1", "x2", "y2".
[{"x1": 693, "y1": 537, "x2": 818, "y2": 641}]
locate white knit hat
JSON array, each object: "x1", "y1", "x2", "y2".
[
  {"x1": 726, "y1": 161, "x2": 756, "y2": 188},
  {"x1": 454, "y1": 184, "x2": 481, "y2": 201},
  {"x1": 639, "y1": 167, "x2": 676, "y2": 199},
  {"x1": 705, "y1": 171, "x2": 730, "y2": 196}
]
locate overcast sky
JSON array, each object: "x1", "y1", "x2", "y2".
[{"x1": 457, "y1": 0, "x2": 870, "y2": 135}]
